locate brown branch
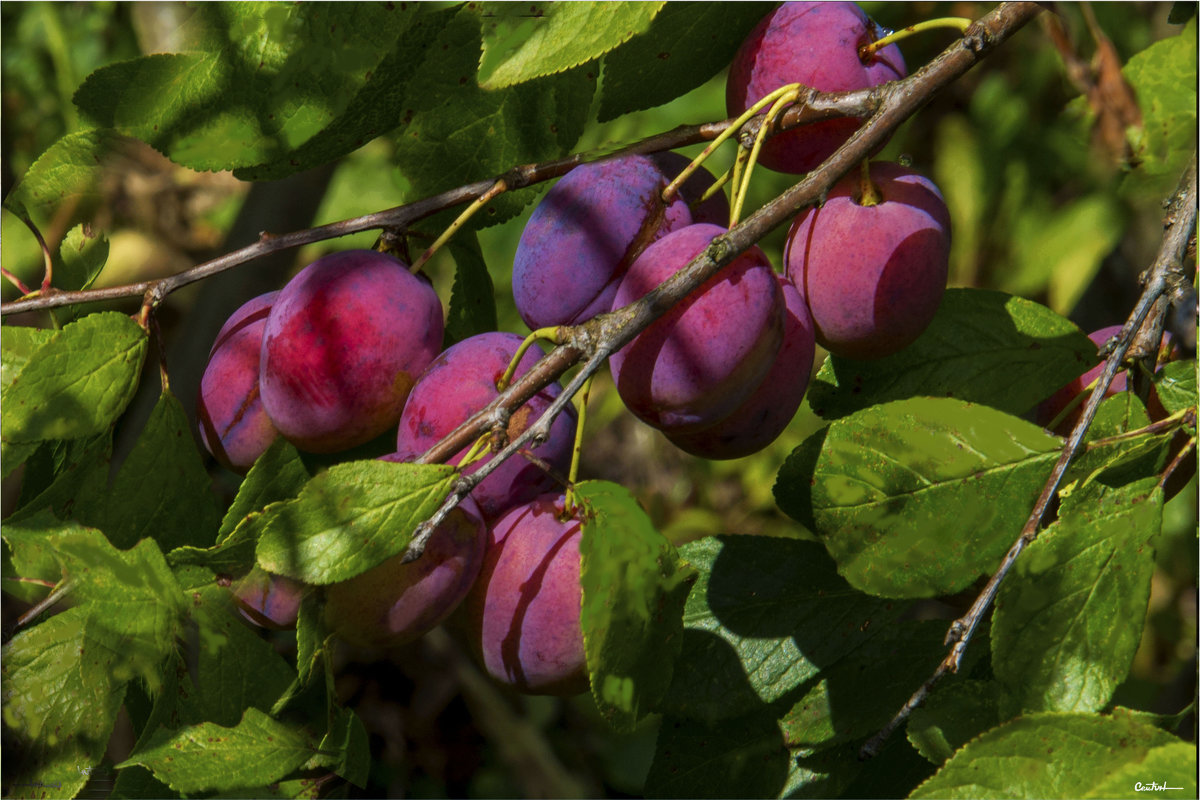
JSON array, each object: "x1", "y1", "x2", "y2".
[
  {"x1": 860, "y1": 148, "x2": 1199, "y2": 760},
  {"x1": 398, "y1": 1, "x2": 1046, "y2": 560}
]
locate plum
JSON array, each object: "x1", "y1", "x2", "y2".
[
  {"x1": 197, "y1": 291, "x2": 281, "y2": 473},
  {"x1": 512, "y1": 154, "x2": 696, "y2": 331},
  {"x1": 393, "y1": 332, "x2": 577, "y2": 519},
  {"x1": 784, "y1": 161, "x2": 950, "y2": 359},
  {"x1": 650, "y1": 151, "x2": 731, "y2": 226},
  {"x1": 232, "y1": 567, "x2": 305, "y2": 630},
  {"x1": 460, "y1": 493, "x2": 587, "y2": 696},
  {"x1": 259, "y1": 250, "x2": 443, "y2": 453},
  {"x1": 1037, "y1": 325, "x2": 1177, "y2": 434},
  {"x1": 609, "y1": 223, "x2": 784, "y2": 433},
  {"x1": 666, "y1": 276, "x2": 816, "y2": 459},
  {"x1": 324, "y1": 495, "x2": 486, "y2": 650},
  {"x1": 726, "y1": 2, "x2": 906, "y2": 174}
]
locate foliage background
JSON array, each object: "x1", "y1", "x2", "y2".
[{"x1": 1, "y1": 2, "x2": 1195, "y2": 798}]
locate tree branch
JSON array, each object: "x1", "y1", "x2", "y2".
[{"x1": 860, "y1": 148, "x2": 1199, "y2": 760}]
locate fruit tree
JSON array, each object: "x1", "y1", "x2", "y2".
[{"x1": 1, "y1": 2, "x2": 1196, "y2": 798}]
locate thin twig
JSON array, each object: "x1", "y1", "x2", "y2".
[
  {"x1": 860, "y1": 149, "x2": 1199, "y2": 760},
  {"x1": 401, "y1": 2, "x2": 1046, "y2": 560}
]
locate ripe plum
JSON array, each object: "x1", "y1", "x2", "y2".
[
  {"x1": 460, "y1": 493, "x2": 587, "y2": 696},
  {"x1": 393, "y1": 332, "x2": 577, "y2": 518},
  {"x1": 726, "y1": 1, "x2": 906, "y2": 174},
  {"x1": 785, "y1": 161, "x2": 950, "y2": 359},
  {"x1": 609, "y1": 223, "x2": 784, "y2": 433},
  {"x1": 666, "y1": 276, "x2": 816, "y2": 459},
  {"x1": 324, "y1": 495, "x2": 486, "y2": 650},
  {"x1": 512, "y1": 154, "x2": 695, "y2": 330},
  {"x1": 232, "y1": 567, "x2": 304, "y2": 630},
  {"x1": 259, "y1": 250, "x2": 443, "y2": 453},
  {"x1": 197, "y1": 291, "x2": 281, "y2": 473}
]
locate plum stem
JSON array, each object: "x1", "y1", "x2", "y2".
[
  {"x1": 661, "y1": 82, "x2": 802, "y2": 209},
  {"x1": 563, "y1": 374, "x2": 594, "y2": 516},
  {"x1": 497, "y1": 326, "x2": 562, "y2": 392},
  {"x1": 859, "y1": 17, "x2": 975, "y2": 61},
  {"x1": 855, "y1": 160, "x2": 883, "y2": 207},
  {"x1": 731, "y1": 87, "x2": 802, "y2": 227},
  {"x1": 410, "y1": 178, "x2": 508, "y2": 275}
]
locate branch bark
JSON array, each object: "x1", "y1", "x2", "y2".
[{"x1": 860, "y1": 148, "x2": 1199, "y2": 760}]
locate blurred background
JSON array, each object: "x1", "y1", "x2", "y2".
[{"x1": 2, "y1": 2, "x2": 1195, "y2": 797}]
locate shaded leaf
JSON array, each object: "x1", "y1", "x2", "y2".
[
  {"x1": 598, "y1": 2, "x2": 774, "y2": 121},
  {"x1": 577, "y1": 480, "x2": 693, "y2": 731},
  {"x1": 1154, "y1": 359, "x2": 1197, "y2": 417},
  {"x1": 444, "y1": 231, "x2": 499, "y2": 348},
  {"x1": 807, "y1": 289, "x2": 1097, "y2": 421},
  {"x1": 218, "y1": 437, "x2": 310, "y2": 543},
  {"x1": 906, "y1": 680, "x2": 1003, "y2": 765}
]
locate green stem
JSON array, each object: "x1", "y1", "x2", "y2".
[
  {"x1": 857, "y1": 160, "x2": 883, "y2": 207},
  {"x1": 409, "y1": 179, "x2": 507, "y2": 274},
  {"x1": 860, "y1": 17, "x2": 975, "y2": 60},
  {"x1": 563, "y1": 375, "x2": 593, "y2": 516},
  {"x1": 731, "y1": 89, "x2": 799, "y2": 227},
  {"x1": 496, "y1": 326, "x2": 562, "y2": 392}
]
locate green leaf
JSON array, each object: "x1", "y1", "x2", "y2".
[
  {"x1": 8, "y1": 432, "x2": 112, "y2": 516},
  {"x1": 1084, "y1": 741, "x2": 1197, "y2": 798},
  {"x1": 1, "y1": 607, "x2": 123, "y2": 799},
  {"x1": 1154, "y1": 359, "x2": 1197, "y2": 417},
  {"x1": 3, "y1": 128, "x2": 124, "y2": 221},
  {"x1": 909, "y1": 711, "x2": 1194, "y2": 799},
  {"x1": 778, "y1": 620, "x2": 953, "y2": 754},
  {"x1": 645, "y1": 710, "x2": 790, "y2": 799},
  {"x1": 662, "y1": 536, "x2": 906, "y2": 723},
  {"x1": 307, "y1": 707, "x2": 370, "y2": 788},
  {"x1": 117, "y1": 708, "x2": 315, "y2": 795},
  {"x1": 218, "y1": 438, "x2": 310, "y2": 543},
  {"x1": 807, "y1": 289, "x2": 1097, "y2": 421},
  {"x1": 992, "y1": 481, "x2": 1163, "y2": 716},
  {"x1": 784, "y1": 397, "x2": 1063, "y2": 598},
  {"x1": 1123, "y1": 16, "x2": 1198, "y2": 178},
  {"x1": 1, "y1": 311, "x2": 148, "y2": 444},
  {"x1": 906, "y1": 680, "x2": 1002, "y2": 765},
  {"x1": 476, "y1": 2, "x2": 663, "y2": 89},
  {"x1": 52, "y1": 223, "x2": 110, "y2": 324},
  {"x1": 103, "y1": 391, "x2": 221, "y2": 550},
  {"x1": 74, "y1": 5, "x2": 424, "y2": 173},
  {"x1": 393, "y1": 9, "x2": 595, "y2": 228},
  {"x1": 577, "y1": 480, "x2": 693, "y2": 731},
  {"x1": 598, "y1": 2, "x2": 774, "y2": 121},
  {"x1": 233, "y1": 6, "x2": 457, "y2": 182},
  {"x1": 444, "y1": 232, "x2": 499, "y2": 348},
  {"x1": 254, "y1": 460, "x2": 456, "y2": 584},
  {"x1": 1, "y1": 323, "x2": 54, "y2": 394}
]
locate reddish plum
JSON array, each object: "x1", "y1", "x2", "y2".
[
  {"x1": 461, "y1": 493, "x2": 587, "y2": 696},
  {"x1": 232, "y1": 568, "x2": 304, "y2": 630},
  {"x1": 666, "y1": 276, "x2": 816, "y2": 459},
  {"x1": 260, "y1": 250, "x2": 443, "y2": 453},
  {"x1": 785, "y1": 161, "x2": 950, "y2": 359},
  {"x1": 726, "y1": 2, "x2": 906, "y2": 174},
  {"x1": 197, "y1": 291, "x2": 281, "y2": 473},
  {"x1": 324, "y1": 496, "x2": 486, "y2": 649},
  {"x1": 609, "y1": 223, "x2": 784, "y2": 433},
  {"x1": 393, "y1": 332, "x2": 577, "y2": 518},
  {"x1": 512, "y1": 154, "x2": 696, "y2": 330}
]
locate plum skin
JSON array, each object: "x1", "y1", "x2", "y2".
[
  {"x1": 460, "y1": 493, "x2": 587, "y2": 696},
  {"x1": 726, "y1": 2, "x2": 906, "y2": 174},
  {"x1": 324, "y1": 495, "x2": 486, "y2": 650},
  {"x1": 232, "y1": 568, "x2": 305, "y2": 630},
  {"x1": 259, "y1": 250, "x2": 443, "y2": 454},
  {"x1": 665, "y1": 276, "x2": 816, "y2": 459},
  {"x1": 196, "y1": 291, "x2": 281, "y2": 473},
  {"x1": 393, "y1": 331, "x2": 578, "y2": 519},
  {"x1": 784, "y1": 161, "x2": 951, "y2": 360},
  {"x1": 512, "y1": 154, "x2": 695, "y2": 331},
  {"x1": 610, "y1": 223, "x2": 784, "y2": 433}
]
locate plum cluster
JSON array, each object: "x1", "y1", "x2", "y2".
[{"x1": 200, "y1": 0, "x2": 956, "y2": 698}]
